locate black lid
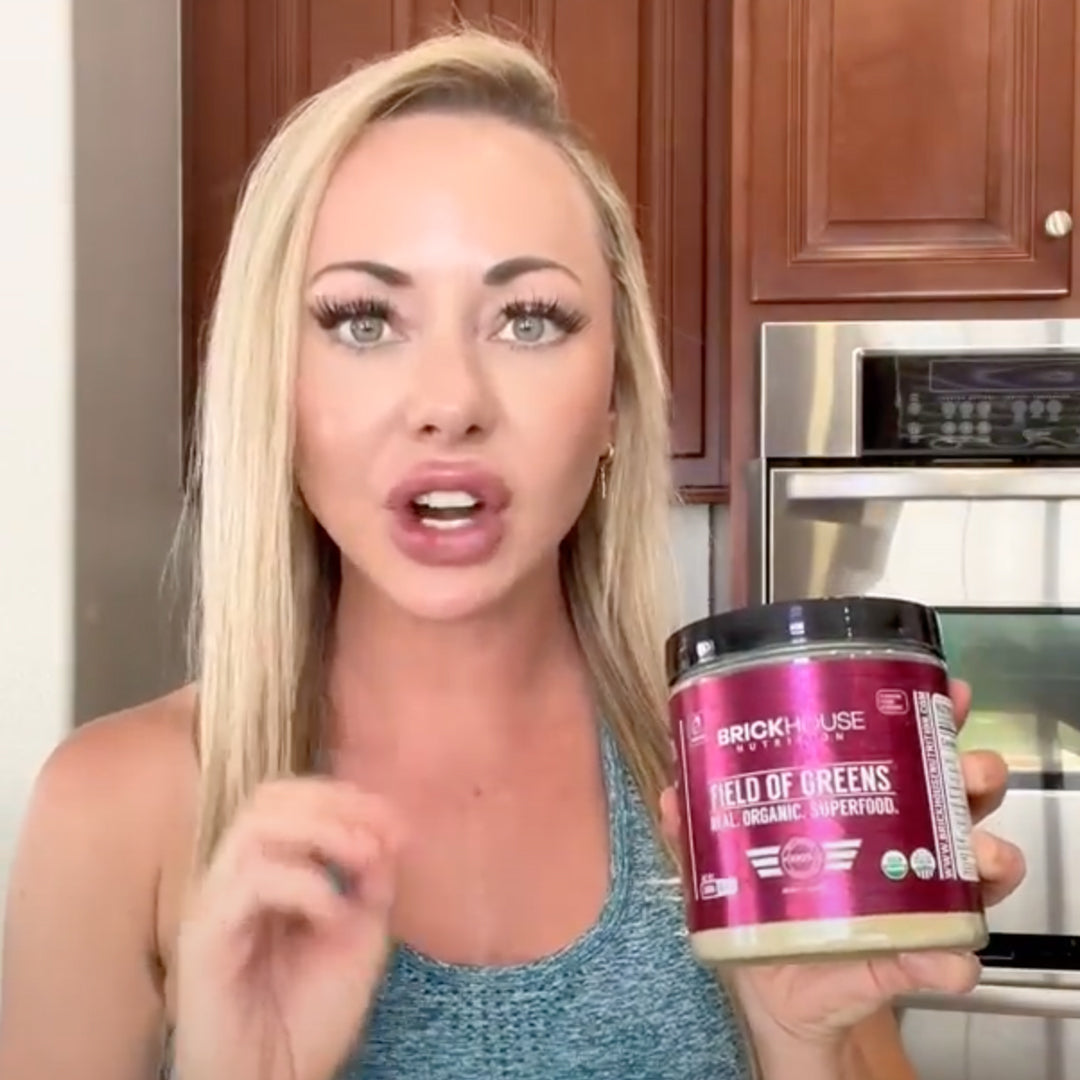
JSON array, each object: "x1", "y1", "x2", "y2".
[{"x1": 665, "y1": 596, "x2": 944, "y2": 688}]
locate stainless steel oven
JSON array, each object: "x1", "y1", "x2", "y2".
[{"x1": 751, "y1": 319, "x2": 1080, "y2": 1080}]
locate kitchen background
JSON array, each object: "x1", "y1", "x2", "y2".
[{"x1": 3, "y1": 5, "x2": 1079, "y2": 1050}]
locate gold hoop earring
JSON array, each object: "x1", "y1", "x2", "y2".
[{"x1": 599, "y1": 444, "x2": 615, "y2": 500}]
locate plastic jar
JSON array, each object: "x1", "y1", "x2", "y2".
[{"x1": 666, "y1": 596, "x2": 988, "y2": 966}]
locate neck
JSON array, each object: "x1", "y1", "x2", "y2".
[{"x1": 326, "y1": 560, "x2": 594, "y2": 764}]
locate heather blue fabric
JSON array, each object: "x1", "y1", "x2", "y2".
[
  {"x1": 165, "y1": 723, "x2": 749, "y2": 1078},
  {"x1": 340, "y1": 724, "x2": 748, "y2": 1079}
]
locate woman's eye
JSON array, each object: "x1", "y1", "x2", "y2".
[
  {"x1": 334, "y1": 314, "x2": 392, "y2": 348},
  {"x1": 496, "y1": 313, "x2": 561, "y2": 347}
]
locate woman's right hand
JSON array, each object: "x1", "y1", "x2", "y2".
[{"x1": 172, "y1": 778, "x2": 404, "y2": 1080}]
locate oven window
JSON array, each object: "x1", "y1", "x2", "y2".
[{"x1": 940, "y1": 608, "x2": 1080, "y2": 788}]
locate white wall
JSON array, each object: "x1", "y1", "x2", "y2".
[
  {"x1": 0, "y1": 0, "x2": 76, "y2": 923},
  {"x1": 672, "y1": 502, "x2": 730, "y2": 624},
  {"x1": 0, "y1": 0, "x2": 185, "y2": 968}
]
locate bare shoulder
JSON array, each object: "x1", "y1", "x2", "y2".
[
  {"x1": 35, "y1": 684, "x2": 198, "y2": 804},
  {"x1": 14, "y1": 685, "x2": 199, "y2": 887},
  {"x1": 0, "y1": 686, "x2": 199, "y2": 1079},
  {"x1": 34, "y1": 683, "x2": 196, "y2": 795}
]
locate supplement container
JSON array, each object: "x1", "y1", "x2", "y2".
[{"x1": 666, "y1": 595, "x2": 988, "y2": 966}]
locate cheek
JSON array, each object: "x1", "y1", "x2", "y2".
[
  {"x1": 545, "y1": 341, "x2": 613, "y2": 451},
  {"x1": 293, "y1": 359, "x2": 373, "y2": 502},
  {"x1": 295, "y1": 371, "x2": 335, "y2": 476},
  {"x1": 510, "y1": 358, "x2": 612, "y2": 502}
]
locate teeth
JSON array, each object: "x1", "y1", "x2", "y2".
[
  {"x1": 420, "y1": 517, "x2": 473, "y2": 531},
  {"x1": 413, "y1": 490, "x2": 479, "y2": 510}
]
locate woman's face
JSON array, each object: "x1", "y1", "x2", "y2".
[{"x1": 295, "y1": 112, "x2": 616, "y2": 621}]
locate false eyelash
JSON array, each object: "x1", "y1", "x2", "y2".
[
  {"x1": 310, "y1": 295, "x2": 392, "y2": 331},
  {"x1": 503, "y1": 297, "x2": 589, "y2": 335}
]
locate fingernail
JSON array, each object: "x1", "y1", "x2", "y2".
[{"x1": 324, "y1": 860, "x2": 354, "y2": 896}]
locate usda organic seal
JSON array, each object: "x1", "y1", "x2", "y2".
[{"x1": 881, "y1": 850, "x2": 909, "y2": 881}]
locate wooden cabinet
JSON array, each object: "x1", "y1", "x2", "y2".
[
  {"x1": 182, "y1": 0, "x2": 730, "y2": 496},
  {"x1": 747, "y1": 0, "x2": 1077, "y2": 303}
]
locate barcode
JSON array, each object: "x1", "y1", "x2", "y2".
[{"x1": 914, "y1": 690, "x2": 979, "y2": 882}]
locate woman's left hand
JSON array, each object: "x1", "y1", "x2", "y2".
[{"x1": 659, "y1": 678, "x2": 1026, "y2": 1058}]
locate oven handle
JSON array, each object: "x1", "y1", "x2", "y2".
[
  {"x1": 784, "y1": 467, "x2": 1080, "y2": 502},
  {"x1": 899, "y1": 983, "x2": 1080, "y2": 1019}
]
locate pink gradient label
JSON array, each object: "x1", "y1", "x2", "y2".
[{"x1": 670, "y1": 658, "x2": 983, "y2": 932}]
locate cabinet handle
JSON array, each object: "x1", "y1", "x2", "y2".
[
  {"x1": 1044, "y1": 209, "x2": 1073, "y2": 238},
  {"x1": 899, "y1": 984, "x2": 1080, "y2": 1019},
  {"x1": 782, "y1": 467, "x2": 1080, "y2": 502}
]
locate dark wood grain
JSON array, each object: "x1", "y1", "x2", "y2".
[{"x1": 747, "y1": 0, "x2": 1076, "y2": 302}]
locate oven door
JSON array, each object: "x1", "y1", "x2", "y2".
[{"x1": 765, "y1": 465, "x2": 1080, "y2": 995}]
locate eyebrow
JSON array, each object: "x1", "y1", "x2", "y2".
[{"x1": 309, "y1": 254, "x2": 581, "y2": 287}]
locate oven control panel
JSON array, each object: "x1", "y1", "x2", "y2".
[{"x1": 861, "y1": 353, "x2": 1080, "y2": 456}]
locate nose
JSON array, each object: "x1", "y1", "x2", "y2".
[{"x1": 404, "y1": 334, "x2": 496, "y2": 444}]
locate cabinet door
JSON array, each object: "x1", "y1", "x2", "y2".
[
  {"x1": 183, "y1": 0, "x2": 728, "y2": 494},
  {"x1": 748, "y1": 0, "x2": 1076, "y2": 303}
]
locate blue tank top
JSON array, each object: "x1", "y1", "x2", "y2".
[
  {"x1": 165, "y1": 724, "x2": 749, "y2": 1078},
  {"x1": 338, "y1": 723, "x2": 748, "y2": 1078}
]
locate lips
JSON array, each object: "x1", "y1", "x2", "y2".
[
  {"x1": 384, "y1": 463, "x2": 512, "y2": 567},
  {"x1": 386, "y1": 464, "x2": 512, "y2": 515}
]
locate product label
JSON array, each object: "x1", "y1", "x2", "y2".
[{"x1": 670, "y1": 658, "x2": 982, "y2": 932}]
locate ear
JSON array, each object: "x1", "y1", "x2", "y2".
[{"x1": 604, "y1": 406, "x2": 617, "y2": 449}]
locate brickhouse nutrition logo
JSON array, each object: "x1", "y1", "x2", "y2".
[
  {"x1": 714, "y1": 704, "x2": 867, "y2": 749},
  {"x1": 706, "y1": 694, "x2": 903, "y2": 834}
]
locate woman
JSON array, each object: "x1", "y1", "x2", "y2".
[{"x1": 0, "y1": 28, "x2": 1023, "y2": 1080}]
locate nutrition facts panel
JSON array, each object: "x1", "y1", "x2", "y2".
[{"x1": 914, "y1": 691, "x2": 979, "y2": 883}]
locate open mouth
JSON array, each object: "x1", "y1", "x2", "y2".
[
  {"x1": 387, "y1": 467, "x2": 510, "y2": 565},
  {"x1": 410, "y1": 490, "x2": 485, "y2": 530}
]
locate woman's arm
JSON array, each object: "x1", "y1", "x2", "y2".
[{"x1": 0, "y1": 706, "x2": 187, "y2": 1080}]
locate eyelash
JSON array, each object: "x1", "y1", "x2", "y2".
[
  {"x1": 502, "y1": 297, "x2": 589, "y2": 336},
  {"x1": 310, "y1": 295, "x2": 590, "y2": 338},
  {"x1": 311, "y1": 296, "x2": 392, "y2": 331}
]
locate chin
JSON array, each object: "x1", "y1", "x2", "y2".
[
  {"x1": 341, "y1": 548, "x2": 535, "y2": 626},
  {"x1": 374, "y1": 566, "x2": 528, "y2": 624},
  {"x1": 340, "y1": 532, "x2": 565, "y2": 627}
]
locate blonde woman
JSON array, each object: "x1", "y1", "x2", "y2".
[{"x1": 0, "y1": 29, "x2": 1022, "y2": 1080}]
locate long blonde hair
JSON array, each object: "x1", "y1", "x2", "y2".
[{"x1": 185, "y1": 28, "x2": 678, "y2": 869}]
